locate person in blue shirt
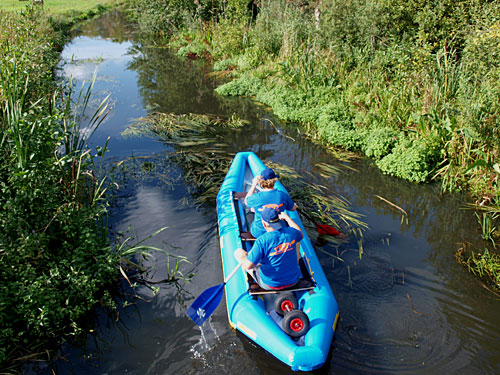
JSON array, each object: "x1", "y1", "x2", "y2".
[
  {"x1": 234, "y1": 207, "x2": 303, "y2": 290},
  {"x1": 245, "y1": 167, "x2": 298, "y2": 238}
]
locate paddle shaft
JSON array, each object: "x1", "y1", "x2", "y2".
[
  {"x1": 186, "y1": 262, "x2": 244, "y2": 325},
  {"x1": 224, "y1": 261, "x2": 243, "y2": 283}
]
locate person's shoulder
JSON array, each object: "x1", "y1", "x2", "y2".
[
  {"x1": 278, "y1": 190, "x2": 294, "y2": 202},
  {"x1": 253, "y1": 232, "x2": 275, "y2": 249},
  {"x1": 246, "y1": 191, "x2": 260, "y2": 204},
  {"x1": 284, "y1": 226, "x2": 302, "y2": 238},
  {"x1": 260, "y1": 230, "x2": 278, "y2": 240}
]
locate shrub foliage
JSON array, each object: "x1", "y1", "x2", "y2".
[{"x1": 0, "y1": 7, "x2": 118, "y2": 369}]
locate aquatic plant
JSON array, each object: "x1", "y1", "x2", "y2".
[
  {"x1": 0, "y1": 72, "x2": 117, "y2": 375},
  {"x1": 127, "y1": 111, "x2": 367, "y2": 241},
  {"x1": 125, "y1": 111, "x2": 246, "y2": 145},
  {"x1": 266, "y1": 161, "x2": 368, "y2": 233},
  {"x1": 475, "y1": 212, "x2": 499, "y2": 247},
  {"x1": 116, "y1": 227, "x2": 194, "y2": 300},
  {"x1": 456, "y1": 246, "x2": 500, "y2": 292}
]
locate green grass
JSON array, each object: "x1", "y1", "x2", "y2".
[{"x1": 0, "y1": 0, "x2": 117, "y2": 13}]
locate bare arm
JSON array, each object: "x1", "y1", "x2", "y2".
[
  {"x1": 234, "y1": 248, "x2": 256, "y2": 271},
  {"x1": 279, "y1": 211, "x2": 302, "y2": 261},
  {"x1": 279, "y1": 211, "x2": 302, "y2": 234},
  {"x1": 244, "y1": 175, "x2": 261, "y2": 207}
]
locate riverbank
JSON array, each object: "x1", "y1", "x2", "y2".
[
  {"x1": 0, "y1": 4, "x2": 117, "y2": 372},
  {"x1": 0, "y1": 3, "x2": 190, "y2": 373},
  {"x1": 127, "y1": 0, "x2": 500, "y2": 290}
]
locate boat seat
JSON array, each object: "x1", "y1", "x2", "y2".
[
  {"x1": 233, "y1": 191, "x2": 248, "y2": 200},
  {"x1": 248, "y1": 277, "x2": 315, "y2": 295},
  {"x1": 248, "y1": 257, "x2": 316, "y2": 295},
  {"x1": 241, "y1": 231, "x2": 256, "y2": 242}
]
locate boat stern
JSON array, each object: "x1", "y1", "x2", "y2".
[{"x1": 289, "y1": 345, "x2": 328, "y2": 372}]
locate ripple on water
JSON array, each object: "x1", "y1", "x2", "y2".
[
  {"x1": 330, "y1": 253, "x2": 488, "y2": 374},
  {"x1": 188, "y1": 328, "x2": 259, "y2": 375},
  {"x1": 337, "y1": 246, "x2": 396, "y2": 301}
]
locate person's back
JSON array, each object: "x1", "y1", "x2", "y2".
[
  {"x1": 235, "y1": 207, "x2": 303, "y2": 290},
  {"x1": 249, "y1": 226, "x2": 302, "y2": 289},
  {"x1": 245, "y1": 168, "x2": 297, "y2": 238}
]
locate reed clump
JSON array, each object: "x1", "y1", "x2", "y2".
[
  {"x1": 456, "y1": 246, "x2": 500, "y2": 292},
  {"x1": 127, "y1": 112, "x2": 367, "y2": 240},
  {"x1": 0, "y1": 8, "x2": 114, "y2": 370}
]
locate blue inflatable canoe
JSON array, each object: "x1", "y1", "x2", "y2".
[{"x1": 216, "y1": 151, "x2": 339, "y2": 371}]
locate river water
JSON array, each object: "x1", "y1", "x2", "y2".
[{"x1": 49, "y1": 10, "x2": 500, "y2": 375}]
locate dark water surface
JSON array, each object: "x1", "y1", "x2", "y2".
[{"x1": 50, "y1": 10, "x2": 500, "y2": 375}]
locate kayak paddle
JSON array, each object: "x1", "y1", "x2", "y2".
[
  {"x1": 298, "y1": 208, "x2": 344, "y2": 237},
  {"x1": 186, "y1": 262, "x2": 243, "y2": 326}
]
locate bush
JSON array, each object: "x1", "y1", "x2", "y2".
[
  {"x1": 167, "y1": 0, "x2": 500, "y2": 201},
  {"x1": 215, "y1": 75, "x2": 262, "y2": 97},
  {"x1": 361, "y1": 127, "x2": 399, "y2": 159},
  {"x1": 376, "y1": 136, "x2": 440, "y2": 182},
  {"x1": 249, "y1": 0, "x2": 313, "y2": 57},
  {"x1": 207, "y1": 18, "x2": 248, "y2": 59},
  {"x1": 128, "y1": 0, "x2": 194, "y2": 36},
  {"x1": 0, "y1": 8, "x2": 58, "y2": 105}
]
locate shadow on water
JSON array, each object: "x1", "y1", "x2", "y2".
[{"x1": 42, "y1": 10, "x2": 500, "y2": 375}]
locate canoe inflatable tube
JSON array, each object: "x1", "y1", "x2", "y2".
[{"x1": 216, "y1": 151, "x2": 339, "y2": 371}]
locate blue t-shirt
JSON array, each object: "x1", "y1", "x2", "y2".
[
  {"x1": 246, "y1": 190, "x2": 295, "y2": 237},
  {"x1": 247, "y1": 227, "x2": 303, "y2": 288}
]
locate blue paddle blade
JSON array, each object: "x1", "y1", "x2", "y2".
[{"x1": 186, "y1": 283, "x2": 225, "y2": 326}]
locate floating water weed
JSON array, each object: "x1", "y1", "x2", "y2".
[
  {"x1": 116, "y1": 226, "x2": 193, "y2": 298},
  {"x1": 124, "y1": 115, "x2": 368, "y2": 240},
  {"x1": 374, "y1": 195, "x2": 409, "y2": 226},
  {"x1": 124, "y1": 111, "x2": 247, "y2": 148},
  {"x1": 124, "y1": 112, "x2": 247, "y2": 204},
  {"x1": 315, "y1": 162, "x2": 344, "y2": 178},
  {"x1": 173, "y1": 152, "x2": 368, "y2": 243},
  {"x1": 125, "y1": 111, "x2": 367, "y2": 258},
  {"x1": 170, "y1": 150, "x2": 234, "y2": 206},
  {"x1": 267, "y1": 161, "x2": 368, "y2": 233}
]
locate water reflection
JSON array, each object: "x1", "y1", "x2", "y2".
[
  {"x1": 128, "y1": 45, "x2": 220, "y2": 115},
  {"x1": 73, "y1": 9, "x2": 138, "y2": 42},
  {"x1": 49, "y1": 10, "x2": 500, "y2": 375}
]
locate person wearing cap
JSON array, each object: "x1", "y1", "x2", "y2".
[
  {"x1": 245, "y1": 167, "x2": 298, "y2": 238},
  {"x1": 234, "y1": 207, "x2": 303, "y2": 290}
]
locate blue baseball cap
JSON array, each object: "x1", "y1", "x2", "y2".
[
  {"x1": 261, "y1": 168, "x2": 279, "y2": 180},
  {"x1": 261, "y1": 207, "x2": 283, "y2": 230}
]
